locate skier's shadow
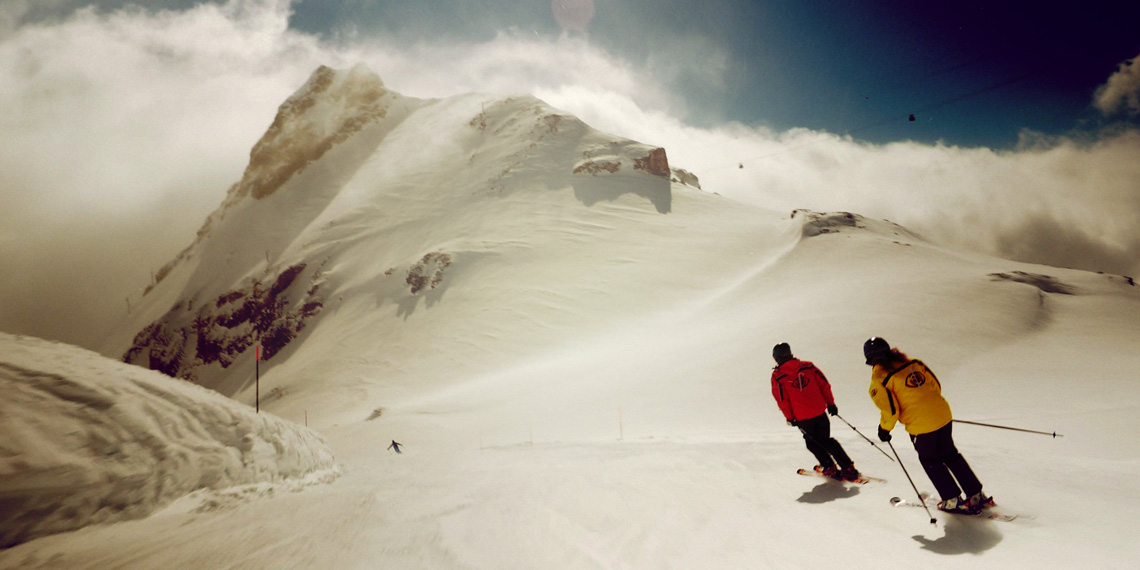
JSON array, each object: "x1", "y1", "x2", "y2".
[
  {"x1": 796, "y1": 482, "x2": 859, "y2": 504},
  {"x1": 911, "y1": 515, "x2": 1002, "y2": 555}
]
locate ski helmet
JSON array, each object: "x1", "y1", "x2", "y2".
[
  {"x1": 772, "y1": 342, "x2": 793, "y2": 363},
  {"x1": 863, "y1": 337, "x2": 890, "y2": 365}
]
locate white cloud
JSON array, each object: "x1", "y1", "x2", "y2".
[
  {"x1": 2, "y1": 0, "x2": 1138, "y2": 350},
  {"x1": 355, "y1": 30, "x2": 689, "y2": 121},
  {"x1": 0, "y1": 0, "x2": 341, "y2": 348},
  {"x1": 542, "y1": 89, "x2": 1140, "y2": 278},
  {"x1": 1094, "y1": 53, "x2": 1140, "y2": 116}
]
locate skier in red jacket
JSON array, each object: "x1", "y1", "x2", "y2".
[{"x1": 770, "y1": 343, "x2": 859, "y2": 481}]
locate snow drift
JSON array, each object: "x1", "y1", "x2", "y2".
[{"x1": 0, "y1": 333, "x2": 337, "y2": 548}]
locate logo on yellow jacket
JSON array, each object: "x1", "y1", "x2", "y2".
[{"x1": 905, "y1": 371, "x2": 926, "y2": 388}]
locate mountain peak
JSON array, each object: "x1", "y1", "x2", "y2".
[
  {"x1": 238, "y1": 64, "x2": 391, "y2": 201},
  {"x1": 113, "y1": 63, "x2": 702, "y2": 396}
]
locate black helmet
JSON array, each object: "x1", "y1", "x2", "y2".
[
  {"x1": 772, "y1": 342, "x2": 793, "y2": 364},
  {"x1": 863, "y1": 337, "x2": 890, "y2": 365}
]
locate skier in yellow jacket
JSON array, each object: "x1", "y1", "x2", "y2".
[{"x1": 864, "y1": 337, "x2": 992, "y2": 514}]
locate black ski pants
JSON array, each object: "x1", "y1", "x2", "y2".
[
  {"x1": 798, "y1": 414, "x2": 853, "y2": 470},
  {"x1": 911, "y1": 422, "x2": 983, "y2": 501}
]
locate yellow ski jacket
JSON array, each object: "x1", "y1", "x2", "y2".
[{"x1": 868, "y1": 359, "x2": 952, "y2": 436}]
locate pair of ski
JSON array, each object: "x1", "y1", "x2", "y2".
[
  {"x1": 890, "y1": 493, "x2": 1029, "y2": 522},
  {"x1": 796, "y1": 467, "x2": 884, "y2": 485},
  {"x1": 797, "y1": 469, "x2": 1028, "y2": 522}
]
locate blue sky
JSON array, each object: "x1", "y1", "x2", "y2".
[{"x1": 283, "y1": 0, "x2": 1140, "y2": 148}]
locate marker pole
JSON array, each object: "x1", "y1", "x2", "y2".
[{"x1": 255, "y1": 345, "x2": 260, "y2": 413}]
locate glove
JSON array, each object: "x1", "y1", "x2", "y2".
[
  {"x1": 787, "y1": 419, "x2": 798, "y2": 427},
  {"x1": 827, "y1": 404, "x2": 838, "y2": 416},
  {"x1": 877, "y1": 426, "x2": 892, "y2": 442}
]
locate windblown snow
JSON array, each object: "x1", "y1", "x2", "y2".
[
  {"x1": 3, "y1": 64, "x2": 1140, "y2": 569},
  {"x1": 0, "y1": 334, "x2": 337, "y2": 548}
]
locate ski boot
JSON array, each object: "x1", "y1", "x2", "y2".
[
  {"x1": 937, "y1": 496, "x2": 980, "y2": 515},
  {"x1": 966, "y1": 490, "x2": 995, "y2": 510},
  {"x1": 839, "y1": 464, "x2": 861, "y2": 482},
  {"x1": 814, "y1": 465, "x2": 842, "y2": 480}
]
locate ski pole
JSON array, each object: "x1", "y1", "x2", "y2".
[
  {"x1": 796, "y1": 425, "x2": 819, "y2": 446},
  {"x1": 796, "y1": 425, "x2": 832, "y2": 458},
  {"x1": 888, "y1": 440, "x2": 937, "y2": 525},
  {"x1": 835, "y1": 414, "x2": 895, "y2": 462},
  {"x1": 795, "y1": 424, "x2": 836, "y2": 451},
  {"x1": 952, "y1": 419, "x2": 1063, "y2": 438}
]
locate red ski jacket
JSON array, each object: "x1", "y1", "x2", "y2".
[{"x1": 771, "y1": 359, "x2": 836, "y2": 422}]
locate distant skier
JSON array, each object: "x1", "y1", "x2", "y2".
[
  {"x1": 770, "y1": 343, "x2": 860, "y2": 481},
  {"x1": 864, "y1": 337, "x2": 992, "y2": 514},
  {"x1": 387, "y1": 440, "x2": 402, "y2": 454}
]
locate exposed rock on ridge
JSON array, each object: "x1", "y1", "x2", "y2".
[
  {"x1": 145, "y1": 64, "x2": 396, "y2": 295},
  {"x1": 124, "y1": 262, "x2": 325, "y2": 391},
  {"x1": 240, "y1": 64, "x2": 390, "y2": 201}
]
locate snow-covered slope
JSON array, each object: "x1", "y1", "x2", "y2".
[
  {"x1": 109, "y1": 64, "x2": 700, "y2": 408},
  {"x1": 0, "y1": 333, "x2": 337, "y2": 548},
  {"x1": 4, "y1": 64, "x2": 1140, "y2": 567}
]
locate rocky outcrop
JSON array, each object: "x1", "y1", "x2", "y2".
[
  {"x1": 142, "y1": 65, "x2": 395, "y2": 296},
  {"x1": 238, "y1": 65, "x2": 391, "y2": 201},
  {"x1": 573, "y1": 160, "x2": 623, "y2": 175},
  {"x1": 671, "y1": 168, "x2": 700, "y2": 189},
  {"x1": 405, "y1": 252, "x2": 453, "y2": 295},
  {"x1": 124, "y1": 263, "x2": 324, "y2": 390},
  {"x1": 634, "y1": 147, "x2": 670, "y2": 177}
]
